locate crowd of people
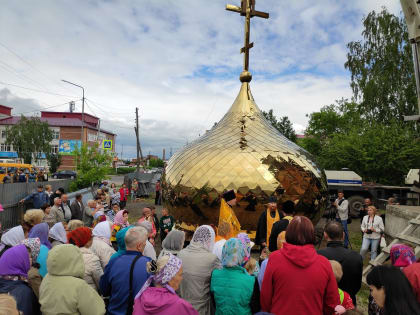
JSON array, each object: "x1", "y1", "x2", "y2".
[
  {"x1": 1, "y1": 186, "x2": 420, "y2": 314},
  {"x1": 3, "y1": 168, "x2": 47, "y2": 184}
]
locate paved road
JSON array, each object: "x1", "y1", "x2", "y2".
[{"x1": 108, "y1": 175, "x2": 125, "y2": 186}]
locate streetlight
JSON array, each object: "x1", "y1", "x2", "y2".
[{"x1": 62, "y1": 80, "x2": 85, "y2": 143}]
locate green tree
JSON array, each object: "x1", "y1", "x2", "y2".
[
  {"x1": 5, "y1": 115, "x2": 53, "y2": 164},
  {"x1": 262, "y1": 109, "x2": 297, "y2": 142},
  {"x1": 319, "y1": 122, "x2": 420, "y2": 185},
  {"x1": 70, "y1": 143, "x2": 113, "y2": 190},
  {"x1": 48, "y1": 154, "x2": 62, "y2": 174},
  {"x1": 149, "y1": 158, "x2": 164, "y2": 168},
  {"x1": 345, "y1": 8, "x2": 417, "y2": 123}
]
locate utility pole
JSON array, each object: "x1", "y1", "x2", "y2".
[
  {"x1": 96, "y1": 119, "x2": 101, "y2": 146},
  {"x1": 135, "y1": 107, "x2": 140, "y2": 174},
  {"x1": 62, "y1": 80, "x2": 85, "y2": 143},
  {"x1": 134, "y1": 107, "x2": 144, "y2": 173}
]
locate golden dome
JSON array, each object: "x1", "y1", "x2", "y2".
[{"x1": 163, "y1": 80, "x2": 327, "y2": 231}]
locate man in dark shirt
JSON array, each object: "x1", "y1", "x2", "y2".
[
  {"x1": 268, "y1": 200, "x2": 295, "y2": 252},
  {"x1": 318, "y1": 221, "x2": 363, "y2": 305}
]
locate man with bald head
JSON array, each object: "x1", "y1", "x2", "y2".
[{"x1": 318, "y1": 221, "x2": 363, "y2": 305}]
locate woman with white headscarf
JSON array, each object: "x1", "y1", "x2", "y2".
[
  {"x1": 89, "y1": 221, "x2": 116, "y2": 269},
  {"x1": 133, "y1": 253, "x2": 198, "y2": 315},
  {"x1": 178, "y1": 225, "x2": 221, "y2": 315},
  {"x1": 49, "y1": 222, "x2": 67, "y2": 248},
  {"x1": 0, "y1": 225, "x2": 25, "y2": 257}
]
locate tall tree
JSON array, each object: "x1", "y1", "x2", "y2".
[
  {"x1": 48, "y1": 154, "x2": 62, "y2": 174},
  {"x1": 345, "y1": 8, "x2": 417, "y2": 123},
  {"x1": 71, "y1": 143, "x2": 112, "y2": 190},
  {"x1": 5, "y1": 115, "x2": 53, "y2": 164},
  {"x1": 262, "y1": 109, "x2": 297, "y2": 142}
]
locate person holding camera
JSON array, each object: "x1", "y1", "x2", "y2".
[
  {"x1": 334, "y1": 191, "x2": 349, "y2": 248},
  {"x1": 360, "y1": 206, "x2": 384, "y2": 261}
]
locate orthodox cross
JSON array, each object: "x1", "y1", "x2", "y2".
[{"x1": 226, "y1": 0, "x2": 269, "y2": 72}]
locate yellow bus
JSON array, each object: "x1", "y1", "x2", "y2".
[{"x1": 0, "y1": 163, "x2": 32, "y2": 183}]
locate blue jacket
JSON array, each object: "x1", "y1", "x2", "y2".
[
  {"x1": 100, "y1": 251, "x2": 151, "y2": 315},
  {"x1": 0, "y1": 278, "x2": 40, "y2": 315},
  {"x1": 24, "y1": 191, "x2": 49, "y2": 209}
]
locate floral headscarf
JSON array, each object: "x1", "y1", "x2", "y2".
[
  {"x1": 222, "y1": 238, "x2": 248, "y2": 268},
  {"x1": 390, "y1": 244, "x2": 416, "y2": 268},
  {"x1": 191, "y1": 225, "x2": 215, "y2": 252},
  {"x1": 237, "y1": 233, "x2": 253, "y2": 260},
  {"x1": 28, "y1": 223, "x2": 52, "y2": 249},
  {"x1": 21, "y1": 238, "x2": 41, "y2": 261},
  {"x1": 135, "y1": 253, "x2": 182, "y2": 299},
  {"x1": 114, "y1": 210, "x2": 129, "y2": 227}
]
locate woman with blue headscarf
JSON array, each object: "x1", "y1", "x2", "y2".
[
  {"x1": 28, "y1": 222, "x2": 51, "y2": 277},
  {"x1": 210, "y1": 238, "x2": 260, "y2": 315}
]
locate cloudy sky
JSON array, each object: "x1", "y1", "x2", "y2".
[{"x1": 0, "y1": 0, "x2": 401, "y2": 159}]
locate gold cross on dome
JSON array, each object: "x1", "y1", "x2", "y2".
[{"x1": 226, "y1": 0, "x2": 269, "y2": 72}]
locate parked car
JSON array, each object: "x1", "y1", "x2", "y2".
[{"x1": 52, "y1": 170, "x2": 77, "y2": 179}]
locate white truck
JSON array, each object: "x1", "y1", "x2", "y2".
[{"x1": 325, "y1": 169, "x2": 420, "y2": 217}]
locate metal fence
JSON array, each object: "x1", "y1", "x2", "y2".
[
  {"x1": 124, "y1": 172, "x2": 161, "y2": 197},
  {"x1": 0, "y1": 179, "x2": 72, "y2": 230}
]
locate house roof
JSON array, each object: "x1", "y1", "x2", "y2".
[{"x1": 0, "y1": 116, "x2": 115, "y2": 135}]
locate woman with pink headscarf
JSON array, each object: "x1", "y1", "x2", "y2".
[{"x1": 133, "y1": 253, "x2": 198, "y2": 315}]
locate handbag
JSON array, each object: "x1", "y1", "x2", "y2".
[{"x1": 380, "y1": 235, "x2": 387, "y2": 248}]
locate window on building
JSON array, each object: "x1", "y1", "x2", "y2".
[
  {"x1": 51, "y1": 145, "x2": 58, "y2": 154},
  {"x1": 52, "y1": 130, "x2": 60, "y2": 140},
  {"x1": 1, "y1": 130, "x2": 6, "y2": 139},
  {"x1": 0, "y1": 144, "x2": 11, "y2": 151}
]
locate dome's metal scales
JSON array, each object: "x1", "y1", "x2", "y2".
[{"x1": 163, "y1": 0, "x2": 327, "y2": 232}]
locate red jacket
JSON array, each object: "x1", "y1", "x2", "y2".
[
  {"x1": 119, "y1": 188, "x2": 129, "y2": 201},
  {"x1": 404, "y1": 262, "x2": 420, "y2": 304},
  {"x1": 261, "y1": 243, "x2": 340, "y2": 315}
]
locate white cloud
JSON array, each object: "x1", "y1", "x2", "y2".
[{"x1": 0, "y1": 0, "x2": 403, "y2": 157}]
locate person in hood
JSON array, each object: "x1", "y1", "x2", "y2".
[
  {"x1": 68, "y1": 227, "x2": 103, "y2": 291},
  {"x1": 0, "y1": 225, "x2": 25, "y2": 257},
  {"x1": 178, "y1": 225, "x2": 221, "y2": 315},
  {"x1": 109, "y1": 226, "x2": 134, "y2": 261},
  {"x1": 0, "y1": 244, "x2": 40, "y2": 315},
  {"x1": 89, "y1": 221, "x2": 116, "y2": 269},
  {"x1": 211, "y1": 238, "x2": 260, "y2": 315},
  {"x1": 39, "y1": 244, "x2": 105, "y2": 315},
  {"x1": 260, "y1": 216, "x2": 340, "y2": 315},
  {"x1": 28, "y1": 223, "x2": 51, "y2": 277},
  {"x1": 133, "y1": 253, "x2": 198, "y2": 315},
  {"x1": 49, "y1": 222, "x2": 67, "y2": 247}
]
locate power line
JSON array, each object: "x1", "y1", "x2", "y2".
[
  {"x1": 0, "y1": 81, "x2": 77, "y2": 98},
  {"x1": 13, "y1": 99, "x2": 82, "y2": 116},
  {"x1": 0, "y1": 41, "x2": 77, "y2": 96},
  {"x1": 0, "y1": 60, "x2": 72, "y2": 100}
]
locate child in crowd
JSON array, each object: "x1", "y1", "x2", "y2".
[
  {"x1": 329, "y1": 260, "x2": 354, "y2": 311},
  {"x1": 159, "y1": 208, "x2": 175, "y2": 240}
]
